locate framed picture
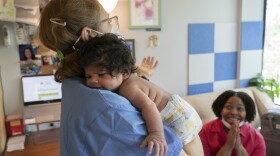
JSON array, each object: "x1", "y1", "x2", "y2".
[
  {"x1": 129, "y1": 0, "x2": 161, "y2": 29},
  {"x1": 19, "y1": 44, "x2": 37, "y2": 61},
  {"x1": 125, "y1": 39, "x2": 135, "y2": 59}
]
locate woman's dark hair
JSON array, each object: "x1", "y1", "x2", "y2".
[
  {"x1": 212, "y1": 90, "x2": 256, "y2": 122},
  {"x1": 78, "y1": 33, "x2": 136, "y2": 76},
  {"x1": 23, "y1": 47, "x2": 36, "y2": 60}
]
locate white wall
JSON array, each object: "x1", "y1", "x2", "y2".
[
  {"x1": 0, "y1": 21, "x2": 23, "y2": 115},
  {"x1": 0, "y1": 0, "x2": 264, "y2": 115},
  {"x1": 112, "y1": 0, "x2": 240, "y2": 95}
]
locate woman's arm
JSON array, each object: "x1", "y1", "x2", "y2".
[
  {"x1": 199, "y1": 126, "x2": 214, "y2": 156},
  {"x1": 245, "y1": 131, "x2": 266, "y2": 156},
  {"x1": 216, "y1": 122, "x2": 248, "y2": 156},
  {"x1": 234, "y1": 134, "x2": 249, "y2": 156}
]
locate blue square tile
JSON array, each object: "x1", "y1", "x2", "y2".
[
  {"x1": 239, "y1": 79, "x2": 250, "y2": 88},
  {"x1": 241, "y1": 21, "x2": 264, "y2": 50},
  {"x1": 214, "y1": 52, "x2": 237, "y2": 81},
  {"x1": 188, "y1": 23, "x2": 215, "y2": 54},
  {"x1": 188, "y1": 83, "x2": 213, "y2": 95}
]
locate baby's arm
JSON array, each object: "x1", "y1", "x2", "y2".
[{"x1": 120, "y1": 86, "x2": 167, "y2": 155}]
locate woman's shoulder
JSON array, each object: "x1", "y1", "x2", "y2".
[
  {"x1": 203, "y1": 118, "x2": 220, "y2": 126},
  {"x1": 201, "y1": 119, "x2": 222, "y2": 132},
  {"x1": 242, "y1": 123, "x2": 264, "y2": 138},
  {"x1": 61, "y1": 77, "x2": 141, "y2": 127},
  {"x1": 62, "y1": 77, "x2": 136, "y2": 109}
]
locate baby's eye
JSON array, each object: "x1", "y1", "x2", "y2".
[
  {"x1": 97, "y1": 73, "x2": 106, "y2": 77},
  {"x1": 85, "y1": 75, "x2": 91, "y2": 79}
]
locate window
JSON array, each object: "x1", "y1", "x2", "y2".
[
  {"x1": 263, "y1": 0, "x2": 280, "y2": 104},
  {"x1": 263, "y1": 0, "x2": 280, "y2": 79}
]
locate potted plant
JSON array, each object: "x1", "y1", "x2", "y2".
[{"x1": 249, "y1": 73, "x2": 280, "y2": 101}]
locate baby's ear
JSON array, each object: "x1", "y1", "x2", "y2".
[{"x1": 122, "y1": 69, "x2": 131, "y2": 79}]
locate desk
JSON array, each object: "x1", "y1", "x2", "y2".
[{"x1": 4, "y1": 128, "x2": 60, "y2": 156}]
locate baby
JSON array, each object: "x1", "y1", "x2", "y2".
[{"x1": 77, "y1": 33, "x2": 202, "y2": 155}]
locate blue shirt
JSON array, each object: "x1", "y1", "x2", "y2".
[{"x1": 60, "y1": 77, "x2": 182, "y2": 156}]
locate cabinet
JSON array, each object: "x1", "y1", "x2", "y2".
[
  {"x1": 23, "y1": 103, "x2": 61, "y2": 132},
  {"x1": 4, "y1": 128, "x2": 60, "y2": 156}
]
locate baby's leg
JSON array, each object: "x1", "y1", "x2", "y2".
[
  {"x1": 179, "y1": 150, "x2": 189, "y2": 156},
  {"x1": 161, "y1": 95, "x2": 204, "y2": 156},
  {"x1": 182, "y1": 136, "x2": 204, "y2": 156}
]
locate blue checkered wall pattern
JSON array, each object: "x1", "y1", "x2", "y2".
[{"x1": 188, "y1": 21, "x2": 264, "y2": 95}]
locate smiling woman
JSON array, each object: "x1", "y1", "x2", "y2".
[{"x1": 199, "y1": 90, "x2": 266, "y2": 156}]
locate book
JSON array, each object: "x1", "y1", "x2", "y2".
[
  {"x1": 0, "y1": 0, "x2": 16, "y2": 22},
  {"x1": 6, "y1": 135, "x2": 26, "y2": 152},
  {"x1": 14, "y1": 0, "x2": 40, "y2": 26},
  {"x1": 6, "y1": 114, "x2": 24, "y2": 136}
]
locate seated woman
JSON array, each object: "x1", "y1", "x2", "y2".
[{"x1": 199, "y1": 90, "x2": 266, "y2": 156}]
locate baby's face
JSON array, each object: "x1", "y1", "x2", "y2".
[{"x1": 84, "y1": 65, "x2": 124, "y2": 91}]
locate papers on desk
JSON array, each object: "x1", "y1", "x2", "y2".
[
  {"x1": 14, "y1": 0, "x2": 40, "y2": 26},
  {"x1": 15, "y1": 7, "x2": 40, "y2": 26},
  {"x1": 6, "y1": 135, "x2": 26, "y2": 152},
  {"x1": 0, "y1": 0, "x2": 40, "y2": 25},
  {"x1": 0, "y1": 0, "x2": 16, "y2": 22}
]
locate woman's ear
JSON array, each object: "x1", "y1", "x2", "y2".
[{"x1": 80, "y1": 27, "x2": 92, "y2": 42}]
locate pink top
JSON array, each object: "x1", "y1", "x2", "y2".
[{"x1": 199, "y1": 119, "x2": 266, "y2": 156}]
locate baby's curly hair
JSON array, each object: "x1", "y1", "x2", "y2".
[
  {"x1": 212, "y1": 90, "x2": 256, "y2": 122},
  {"x1": 78, "y1": 33, "x2": 136, "y2": 76}
]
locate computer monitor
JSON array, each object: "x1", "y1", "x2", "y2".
[{"x1": 21, "y1": 75, "x2": 62, "y2": 106}]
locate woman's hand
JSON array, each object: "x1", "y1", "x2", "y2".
[
  {"x1": 140, "y1": 132, "x2": 167, "y2": 156},
  {"x1": 137, "y1": 56, "x2": 158, "y2": 77},
  {"x1": 216, "y1": 121, "x2": 240, "y2": 156},
  {"x1": 225, "y1": 121, "x2": 239, "y2": 149},
  {"x1": 233, "y1": 122, "x2": 249, "y2": 156}
]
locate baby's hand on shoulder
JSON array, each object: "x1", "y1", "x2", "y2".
[{"x1": 140, "y1": 132, "x2": 167, "y2": 156}]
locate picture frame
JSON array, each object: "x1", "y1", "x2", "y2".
[
  {"x1": 19, "y1": 44, "x2": 37, "y2": 61},
  {"x1": 129, "y1": 0, "x2": 161, "y2": 29},
  {"x1": 124, "y1": 39, "x2": 135, "y2": 59}
]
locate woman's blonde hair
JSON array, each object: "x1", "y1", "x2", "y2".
[{"x1": 38, "y1": 0, "x2": 103, "y2": 82}]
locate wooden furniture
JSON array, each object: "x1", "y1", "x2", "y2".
[
  {"x1": 4, "y1": 128, "x2": 60, "y2": 156},
  {"x1": 23, "y1": 103, "x2": 61, "y2": 132},
  {"x1": 0, "y1": 66, "x2": 7, "y2": 155}
]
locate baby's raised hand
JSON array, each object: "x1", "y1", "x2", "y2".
[
  {"x1": 140, "y1": 133, "x2": 167, "y2": 156},
  {"x1": 137, "y1": 56, "x2": 158, "y2": 77}
]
